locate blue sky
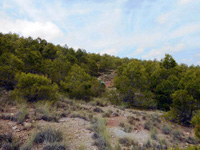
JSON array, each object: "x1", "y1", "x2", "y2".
[{"x1": 0, "y1": 0, "x2": 200, "y2": 65}]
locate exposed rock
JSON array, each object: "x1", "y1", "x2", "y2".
[{"x1": 12, "y1": 126, "x2": 17, "y2": 130}]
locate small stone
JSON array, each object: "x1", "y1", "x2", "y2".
[
  {"x1": 12, "y1": 126, "x2": 17, "y2": 130},
  {"x1": 186, "y1": 132, "x2": 190, "y2": 135},
  {"x1": 16, "y1": 129, "x2": 20, "y2": 132},
  {"x1": 59, "y1": 118, "x2": 66, "y2": 122}
]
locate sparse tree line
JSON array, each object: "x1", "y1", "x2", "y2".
[{"x1": 0, "y1": 33, "x2": 200, "y2": 138}]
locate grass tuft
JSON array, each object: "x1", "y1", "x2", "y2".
[
  {"x1": 161, "y1": 125, "x2": 172, "y2": 135},
  {"x1": 34, "y1": 128, "x2": 63, "y2": 144}
]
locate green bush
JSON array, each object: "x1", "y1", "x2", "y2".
[
  {"x1": 60, "y1": 64, "x2": 92, "y2": 100},
  {"x1": 0, "y1": 53, "x2": 24, "y2": 90},
  {"x1": 167, "y1": 90, "x2": 196, "y2": 125},
  {"x1": 191, "y1": 111, "x2": 200, "y2": 139},
  {"x1": 13, "y1": 72, "x2": 59, "y2": 102},
  {"x1": 161, "y1": 125, "x2": 171, "y2": 135}
]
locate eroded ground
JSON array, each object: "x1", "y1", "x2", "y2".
[{"x1": 0, "y1": 91, "x2": 199, "y2": 150}]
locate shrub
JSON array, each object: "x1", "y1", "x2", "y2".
[
  {"x1": 144, "y1": 120, "x2": 152, "y2": 130},
  {"x1": 144, "y1": 139, "x2": 152, "y2": 148},
  {"x1": 43, "y1": 143, "x2": 67, "y2": 150},
  {"x1": 12, "y1": 72, "x2": 59, "y2": 102},
  {"x1": 127, "y1": 116, "x2": 139, "y2": 125},
  {"x1": 119, "y1": 137, "x2": 132, "y2": 147},
  {"x1": 185, "y1": 136, "x2": 198, "y2": 144},
  {"x1": 107, "y1": 89, "x2": 122, "y2": 105},
  {"x1": 119, "y1": 137, "x2": 138, "y2": 148},
  {"x1": 90, "y1": 79, "x2": 105, "y2": 97},
  {"x1": 191, "y1": 111, "x2": 200, "y2": 139},
  {"x1": 114, "y1": 144, "x2": 121, "y2": 150},
  {"x1": 168, "y1": 90, "x2": 196, "y2": 125},
  {"x1": 60, "y1": 64, "x2": 92, "y2": 100},
  {"x1": 0, "y1": 53, "x2": 24, "y2": 90},
  {"x1": 14, "y1": 104, "x2": 29, "y2": 124},
  {"x1": 119, "y1": 122, "x2": 125, "y2": 128},
  {"x1": 172, "y1": 130, "x2": 183, "y2": 141},
  {"x1": 0, "y1": 133, "x2": 20, "y2": 150},
  {"x1": 91, "y1": 98, "x2": 108, "y2": 107},
  {"x1": 150, "y1": 128, "x2": 158, "y2": 140},
  {"x1": 0, "y1": 133, "x2": 13, "y2": 143},
  {"x1": 34, "y1": 128, "x2": 63, "y2": 144},
  {"x1": 35, "y1": 102, "x2": 59, "y2": 122},
  {"x1": 92, "y1": 118, "x2": 112, "y2": 150},
  {"x1": 169, "y1": 146, "x2": 200, "y2": 150},
  {"x1": 123, "y1": 124, "x2": 132, "y2": 133},
  {"x1": 103, "y1": 110, "x2": 113, "y2": 118},
  {"x1": 161, "y1": 125, "x2": 171, "y2": 135},
  {"x1": 93, "y1": 107, "x2": 104, "y2": 113},
  {"x1": 70, "y1": 112, "x2": 88, "y2": 121}
]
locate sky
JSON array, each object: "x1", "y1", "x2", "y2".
[{"x1": 0, "y1": 0, "x2": 200, "y2": 65}]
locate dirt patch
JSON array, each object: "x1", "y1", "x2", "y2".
[
  {"x1": 107, "y1": 116, "x2": 126, "y2": 127},
  {"x1": 36, "y1": 117, "x2": 97, "y2": 150}
]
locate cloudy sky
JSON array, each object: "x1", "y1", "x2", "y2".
[{"x1": 0, "y1": 0, "x2": 200, "y2": 65}]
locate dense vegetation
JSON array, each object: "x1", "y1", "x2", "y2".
[{"x1": 0, "y1": 33, "x2": 200, "y2": 137}]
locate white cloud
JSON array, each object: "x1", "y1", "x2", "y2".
[
  {"x1": 100, "y1": 48, "x2": 118, "y2": 56},
  {"x1": 178, "y1": 0, "x2": 196, "y2": 5},
  {"x1": 170, "y1": 23, "x2": 200, "y2": 39},
  {"x1": 143, "y1": 43, "x2": 186, "y2": 60},
  {"x1": 157, "y1": 13, "x2": 171, "y2": 24},
  {"x1": 181, "y1": 58, "x2": 192, "y2": 64},
  {"x1": 0, "y1": 17, "x2": 64, "y2": 43},
  {"x1": 129, "y1": 47, "x2": 145, "y2": 57}
]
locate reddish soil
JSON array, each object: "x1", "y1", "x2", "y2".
[{"x1": 107, "y1": 116, "x2": 126, "y2": 127}]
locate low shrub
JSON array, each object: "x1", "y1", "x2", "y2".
[
  {"x1": 34, "y1": 128, "x2": 63, "y2": 144},
  {"x1": 144, "y1": 139, "x2": 152, "y2": 148},
  {"x1": 144, "y1": 120, "x2": 152, "y2": 130},
  {"x1": 127, "y1": 116, "x2": 140, "y2": 125},
  {"x1": 119, "y1": 122, "x2": 125, "y2": 128},
  {"x1": 161, "y1": 125, "x2": 171, "y2": 135},
  {"x1": 103, "y1": 110, "x2": 113, "y2": 118},
  {"x1": 91, "y1": 98, "x2": 109, "y2": 107},
  {"x1": 12, "y1": 72, "x2": 59, "y2": 102},
  {"x1": 0, "y1": 133, "x2": 20, "y2": 150},
  {"x1": 119, "y1": 137, "x2": 138, "y2": 148},
  {"x1": 172, "y1": 130, "x2": 183, "y2": 141},
  {"x1": 185, "y1": 136, "x2": 198, "y2": 144},
  {"x1": 150, "y1": 128, "x2": 158, "y2": 141},
  {"x1": 70, "y1": 112, "x2": 88, "y2": 121},
  {"x1": 15, "y1": 104, "x2": 29, "y2": 124},
  {"x1": 123, "y1": 124, "x2": 132, "y2": 133},
  {"x1": 92, "y1": 118, "x2": 112, "y2": 150},
  {"x1": 93, "y1": 107, "x2": 104, "y2": 113},
  {"x1": 43, "y1": 143, "x2": 67, "y2": 150},
  {"x1": 119, "y1": 137, "x2": 132, "y2": 147},
  {"x1": 35, "y1": 102, "x2": 60, "y2": 122}
]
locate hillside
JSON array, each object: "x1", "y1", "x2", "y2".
[
  {"x1": 0, "y1": 90, "x2": 199, "y2": 150},
  {"x1": 0, "y1": 33, "x2": 200, "y2": 149}
]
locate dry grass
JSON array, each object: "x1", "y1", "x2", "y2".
[{"x1": 92, "y1": 117, "x2": 112, "y2": 150}]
